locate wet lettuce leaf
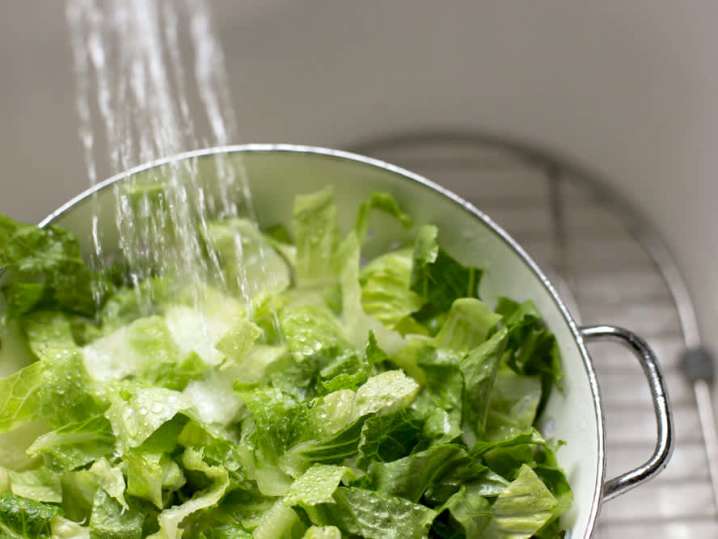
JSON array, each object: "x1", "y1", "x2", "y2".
[
  {"x1": 26, "y1": 416, "x2": 114, "y2": 472},
  {"x1": 486, "y1": 464, "x2": 558, "y2": 538},
  {"x1": 360, "y1": 249, "x2": 424, "y2": 330},
  {"x1": 317, "y1": 487, "x2": 436, "y2": 539},
  {"x1": 410, "y1": 225, "x2": 483, "y2": 322},
  {"x1": 354, "y1": 192, "x2": 412, "y2": 244},
  {"x1": 0, "y1": 493, "x2": 61, "y2": 538},
  {"x1": 293, "y1": 187, "x2": 339, "y2": 288},
  {"x1": 0, "y1": 215, "x2": 96, "y2": 318},
  {"x1": 89, "y1": 489, "x2": 144, "y2": 539}
]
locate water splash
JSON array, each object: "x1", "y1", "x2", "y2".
[{"x1": 66, "y1": 0, "x2": 260, "y2": 316}]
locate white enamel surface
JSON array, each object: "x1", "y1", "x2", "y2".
[{"x1": 48, "y1": 146, "x2": 604, "y2": 537}]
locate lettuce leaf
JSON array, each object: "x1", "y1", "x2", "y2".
[
  {"x1": 50, "y1": 516, "x2": 90, "y2": 539},
  {"x1": 125, "y1": 450, "x2": 184, "y2": 509},
  {"x1": 318, "y1": 487, "x2": 436, "y2": 539},
  {"x1": 26, "y1": 416, "x2": 114, "y2": 472},
  {"x1": 0, "y1": 216, "x2": 96, "y2": 318},
  {"x1": 435, "y1": 298, "x2": 500, "y2": 354},
  {"x1": 367, "y1": 444, "x2": 468, "y2": 502},
  {"x1": 0, "y1": 493, "x2": 60, "y2": 538},
  {"x1": 360, "y1": 249, "x2": 424, "y2": 330},
  {"x1": 205, "y1": 219, "x2": 290, "y2": 298},
  {"x1": 357, "y1": 409, "x2": 423, "y2": 467},
  {"x1": 497, "y1": 297, "x2": 564, "y2": 411},
  {"x1": 89, "y1": 457, "x2": 127, "y2": 510},
  {"x1": 88, "y1": 489, "x2": 144, "y2": 539},
  {"x1": 437, "y1": 484, "x2": 492, "y2": 537},
  {"x1": 8, "y1": 468, "x2": 62, "y2": 503},
  {"x1": 105, "y1": 387, "x2": 189, "y2": 450},
  {"x1": 150, "y1": 449, "x2": 229, "y2": 539},
  {"x1": 293, "y1": 187, "x2": 338, "y2": 288},
  {"x1": 285, "y1": 464, "x2": 350, "y2": 507},
  {"x1": 410, "y1": 225, "x2": 482, "y2": 322},
  {"x1": 486, "y1": 464, "x2": 558, "y2": 538},
  {"x1": 0, "y1": 362, "x2": 44, "y2": 433},
  {"x1": 303, "y1": 526, "x2": 341, "y2": 539},
  {"x1": 252, "y1": 500, "x2": 305, "y2": 539},
  {"x1": 354, "y1": 192, "x2": 412, "y2": 244}
]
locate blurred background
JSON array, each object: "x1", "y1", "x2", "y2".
[{"x1": 1, "y1": 1, "x2": 717, "y2": 536}]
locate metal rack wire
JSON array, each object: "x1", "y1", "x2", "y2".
[{"x1": 352, "y1": 132, "x2": 717, "y2": 538}]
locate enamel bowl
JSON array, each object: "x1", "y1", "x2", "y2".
[{"x1": 42, "y1": 145, "x2": 674, "y2": 538}]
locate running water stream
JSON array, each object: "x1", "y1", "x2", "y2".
[{"x1": 66, "y1": 0, "x2": 261, "y2": 313}]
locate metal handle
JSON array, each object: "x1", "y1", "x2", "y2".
[{"x1": 580, "y1": 325, "x2": 674, "y2": 501}]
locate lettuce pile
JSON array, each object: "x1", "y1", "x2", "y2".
[{"x1": 0, "y1": 187, "x2": 571, "y2": 538}]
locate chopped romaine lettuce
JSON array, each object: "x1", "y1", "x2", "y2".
[{"x1": 0, "y1": 187, "x2": 572, "y2": 537}]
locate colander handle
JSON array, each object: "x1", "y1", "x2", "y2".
[{"x1": 580, "y1": 325, "x2": 674, "y2": 501}]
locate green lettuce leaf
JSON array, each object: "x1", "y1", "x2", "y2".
[
  {"x1": 302, "y1": 526, "x2": 341, "y2": 539},
  {"x1": 359, "y1": 249, "x2": 423, "y2": 330},
  {"x1": 497, "y1": 297, "x2": 564, "y2": 409},
  {"x1": 485, "y1": 367, "x2": 542, "y2": 440},
  {"x1": 0, "y1": 319, "x2": 36, "y2": 377},
  {"x1": 0, "y1": 362, "x2": 44, "y2": 433},
  {"x1": 150, "y1": 449, "x2": 229, "y2": 539},
  {"x1": 435, "y1": 298, "x2": 500, "y2": 354},
  {"x1": 89, "y1": 489, "x2": 144, "y2": 539},
  {"x1": 22, "y1": 311, "x2": 80, "y2": 363},
  {"x1": 0, "y1": 421, "x2": 48, "y2": 471},
  {"x1": 125, "y1": 451, "x2": 184, "y2": 509},
  {"x1": 26, "y1": 416, "x2": 114, "y2": 472},
  {"x1": 357, "y1": 409, "x2": 423, "y2": 467},
  {"x1": 105, "y1": 387, "x2": 189, "y2": 450},
  {"x1": 318, "y1": 353, "x2": 369, "y2": 394},
  {"x1": 413, "y1": 351, "x2": 464, "y2": 444},
  {"x1": 60, "y1": 470, "x2": 97, "y2": 523},
  {"x1": 8, "y1": 468, "x2": 62, "y2": 503},
  {"x1": 319, "y1": 487, "x2": 436, "y2": 539},
  {"x1": 89, "y1": 457, "x2": 127, "y2": 511},
  {"x1": 0, "y1": 215, "x2": 95, "y2": 318},
  {"x1": 437, "y1": 483, "x2": 492, "y2": 537},
  {"x1": 367, "y1": 444, "x2": 468, "y2": 502},
  {"x1": 305, "y1": 390, "x2": 357, "y2": 441},
  {"x1": 425, "y1": 462, "x2": 503, "y2": 507},
  {"x1": 293, "y1": 187, "x2": 338, "y2": 288},
  {"x1": 50, "y1": 516, "x2": 90, "y2": 539},
  {"x1": 285, "y1": 464, "x2": 350, "y2": 507},
  {"x1": 279, "y1": 305, "x2": 348, "y2": 365},
  {"x1": 410, "y1": 225, "x2": 482, "y2": 322},
  {"x1": 38, "y1": 352, "x2": 100, "y2": 429},
  {"x1": 83, "y1": 315, "x2": 207, "y2": 389},
  {"x1": 459, "y1": 327, "x2": 507, "y2": 437},
  {"x1": 205, "y1": 218, "x2": 290, "y2": 298},
  {"x1": 215, "y1": 318, "x2": 262, "y2": 368},
  {"x1": 354, "y1": 192, "x2": 412, "y2": 244},
  {"x1": 334, "y1": 233, "x2": 404, "y2": 354},
  {"x1": 486, "y1": 464, "x2": 558, "y2": 538},
  {"x1": 176, "y1": 421, "x2": 244, "y2": 477},
  {"x1": 0, "y1": 347, "x2": 99, "y2": 434},
  {"x1": 0, "y1": 493, "x2": 61, "y2": 538},
  {"x1": 353, "y1": 370, "x2": 419, "y2": 418},
  {"x1": 252, "y1": 500, "x2": 305, "y2": 539}
]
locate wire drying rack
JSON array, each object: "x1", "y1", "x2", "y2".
[{"x1": 353, "y1": 132, "x2": 717, "y2": 538}]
